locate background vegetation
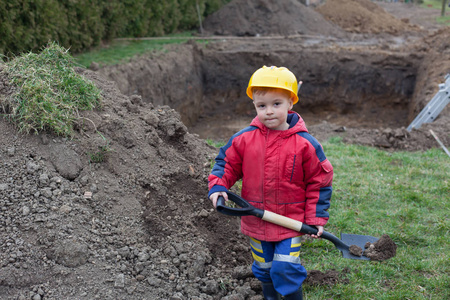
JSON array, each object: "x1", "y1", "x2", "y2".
[
  {"x1": 0, "y1": 0, "x2": 231, "y2": 57},
  {"x1": 74, "y1": 31, "x2": 202, "y2": 68}
]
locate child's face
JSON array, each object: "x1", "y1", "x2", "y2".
[{"x1": 253, "y1": 90, "x2": 293, "y2": 131}]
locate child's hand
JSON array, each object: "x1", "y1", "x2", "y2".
[
  {"x1": 310, "y1": 226, "x2": 324, "y2": 239},
  {"x1": 209, "y1": 191, "x2": 228, "y2": 208}
]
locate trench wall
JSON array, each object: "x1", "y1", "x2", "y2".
[{"x1": 100, "y1": 43, "x2": 421, "y2": 127}]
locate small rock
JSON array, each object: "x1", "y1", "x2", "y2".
[
  {"x1": 114, "y1": 273, "x2": 125, "y2": 288},
  {"x1": 89, "y1": 183, "x2": 98, "y2": 193},
  {"x1": 232, "y1": 265, "x2": 253, "y2": 280},
  {"x1": 138, "y1": 252, "x2": 150, "y2": 262},
  {"x1": 89, "y1": 61, "x2": 100, "y2": 71},
  {"x1": 26, "y1": 161, "x2": 40, "y2": 174},
  {"x1": 136, "y1": 275, "x2": 145, "y2": 281},
  {"x1": 39, "y1": 173, "x2": 49, "y2": 185},
  {"x1": 32, "y1": 294, "x2": 41, "y2": 300},
  {"x1": 130, "y1": 94, "x2": 142, "y2": 106},
  {"x1": 22, "y1": 206, "x2": 30, "y2": 216},
  {"x1": 202, "y1": 279, "x2": 219, "y2": 295},
  {"x1": 41, "y1": 188, "x2": 53, "y2": 198},
  {"x1": 59, "y1": 205, "x2": 72, "y2": 214},
  {"x1": 53, "y1": 239, "x2": 89, "y2": 267},
  {"x1": 147, "y1": 277, "x2": 162, "y2": 286},
  {"x1": 79, "y1": 175, "x2": 89, "y2": 186},
  {"x1": 7, "y1": 146, "x2": 15, "y2": 156},
  {"x1": 143, "y1": 111, "x2": 160, "y2": 128},
  {"x1": 334, "y1": 126, "x2": 346, "y2": 132},
  {"x1": 198, "y1": 209, "x2": 209, "y2": 218}
]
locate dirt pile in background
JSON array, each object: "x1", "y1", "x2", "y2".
[
  {"x1": 315, "y1": 0, "x2": 421, "y2": 34},
  {"x1": 202, "y1": 0, "x2": 347, "y2": 37}
]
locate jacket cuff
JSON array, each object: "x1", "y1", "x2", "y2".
[
  {"x1": 208, "y1": 185, "x2": 228, "y2": 198},
  {"x1": 305, "y1": 217, "x2": 328, "y2": 227}
]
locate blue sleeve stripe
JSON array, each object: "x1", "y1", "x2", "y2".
[
  {"x1": 211, "y1": 126, "x2": 258, "y2": 178},
  {"x1": 316, "y1": 186, "x2": 332, "y2": 218},
  {"x1": 208, "y1": 185, "x2": 228, "y2": 198},
  {"x1": 296, "y1": 132, "x2": 326, "y2": 162}
]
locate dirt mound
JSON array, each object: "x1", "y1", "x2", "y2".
[
  {"x1": 0, "y1": 66, "x2": 253, "y2": 299},
  {"x1": 202, "y1": 0, "x2": 347, "y2": 37},
  {"x1": 316, "y1": 0, "x2": 421, "y2": 34},
  {"x1": 364, "y1": 234, "x2": 397, "y2": 261}
]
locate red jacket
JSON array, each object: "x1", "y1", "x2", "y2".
[{"x1": 208, "y1": 112, "x2": 333, "y2": 241}]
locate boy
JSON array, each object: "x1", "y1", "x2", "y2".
[{"x1": 208, "y1": 66, "x2": 333, "y2": 300}]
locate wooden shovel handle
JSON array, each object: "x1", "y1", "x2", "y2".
[{"x1": 262, "y1": 210, "x2": 319, "y2": 235}]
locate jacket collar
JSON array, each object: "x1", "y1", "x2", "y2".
[{"x1": 250, "y1": 111, "x2": 308, "y2": 137}]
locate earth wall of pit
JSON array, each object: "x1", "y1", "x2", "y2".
[{"x1": 99, "y1": 43, "x2": 422, "y2": 128}]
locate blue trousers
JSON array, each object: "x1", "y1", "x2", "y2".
[{"x1": 250, "y1": 236, "x2": 307, "y2": 296}]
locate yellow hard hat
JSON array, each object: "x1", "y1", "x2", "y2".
[{"x1": 246, "y1": 66, "x2": 299, "y2": 104}]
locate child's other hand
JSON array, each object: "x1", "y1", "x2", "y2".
[
  {"x1": 310, "y1": 226, "x2": 324, "y2": 239},
  {"x1": 209, "y1": 192, "x2": 228, "y2": 208}
]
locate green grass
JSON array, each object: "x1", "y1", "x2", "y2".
[
  {"x1": 209, "y1": 136, "x2": 449, "y2": 299},
  {"x1": 421, "y1": 0, "x2": 450, "y2": 24},
  {"x1": 1, "y1": 42, "x2": 102, "y2": 136},
  {"x1": 421, "y1": 0, "x2": 446, "y2": 10},
  {"x1": 301, "y1": 137, "x2": 449, "y2": 299},
  {"x1": 74, "y1": 31, "x2": 204, "y2": 68}
]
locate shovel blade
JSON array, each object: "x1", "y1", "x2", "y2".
[{"x1": 340, "y1": 233, "x2": 379, "y2": 260}]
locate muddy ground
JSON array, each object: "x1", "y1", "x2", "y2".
[{"x1": 1, "y1": 1, "x2": 449, "y2": 299}]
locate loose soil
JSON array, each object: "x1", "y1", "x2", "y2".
[
  {"x1": 349, "y1": 245, "x2": 363, "y2": 257},
  {"x1": 1, "y1": 1, "x2": 449, "y2": 299},
  {"x1": 363, "y1": 234, "x2": 398, "y2": 261}
]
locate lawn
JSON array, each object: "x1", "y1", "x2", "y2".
[
  {"x1": 421, "y1": 0, "x2": 450, "y2": 24},
  {"x1": 74, "y1": 31, "x2": 204, "y2": 68},
  {"x1": 300, "y1": 137, "x2": 449, "y2": 299}
]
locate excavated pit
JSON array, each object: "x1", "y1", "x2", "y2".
[{"x1": 100, "y1": 40, "x2": 421, "y2": 141}]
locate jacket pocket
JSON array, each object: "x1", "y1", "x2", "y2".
[
  {"x1": 320, "y1": 159, "x2": 333, "y2": 185},
  {"x1": 284, "y1": 154, "x2": 298, "y2": 183}
]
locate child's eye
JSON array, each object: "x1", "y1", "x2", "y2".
[{"x1": 258, "y1": 105, "x2": 265, "y2": 108}]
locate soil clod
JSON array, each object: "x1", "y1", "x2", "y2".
[
  {"x1": 363, "y1": 234, "x2": 397, "y2": 261},
  {"x1": 305, "y1": 268, "x2": 351, "y2": 286},
  {"x1": 349, "y1": 244, "x2": 363, "y2": 256}
]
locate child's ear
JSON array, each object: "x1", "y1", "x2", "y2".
[{"x1": 289, "y1": 99, "x2": 294, "y2": 110}]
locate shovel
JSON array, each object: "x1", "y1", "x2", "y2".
[{"x1": 216, "y1": 191, "x2": 378, "y2": 260}]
